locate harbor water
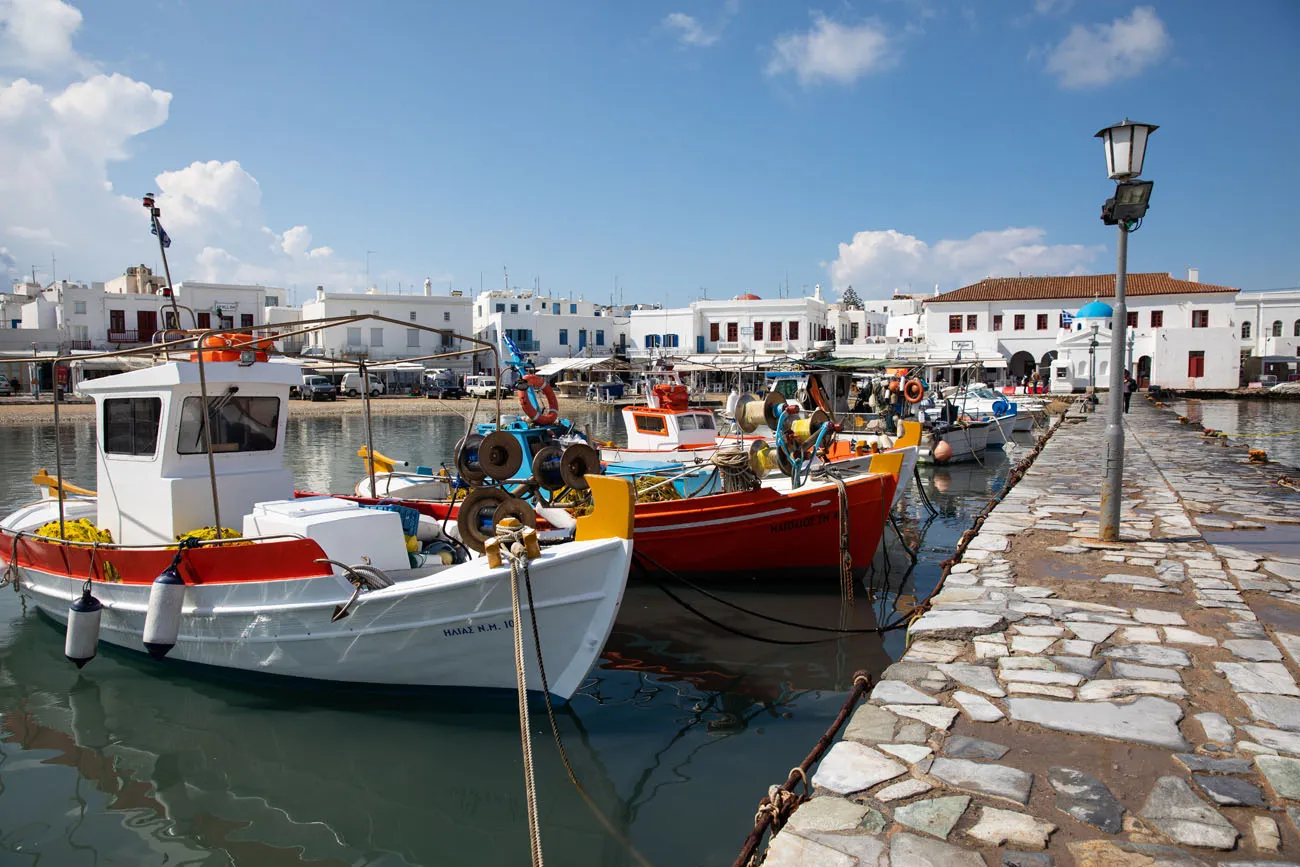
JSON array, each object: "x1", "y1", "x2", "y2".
[
  {"x1": 0, "y1": 405, "x2": 1030, "y2": 866},
  {"x1": 1173, "y1": 397, "x2": 1300, "y2": 470}
]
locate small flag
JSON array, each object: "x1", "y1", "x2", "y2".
[
  {"x1": 1060, "y1": 310, "x2": 1074, "y2": 327},
  {"x1": 151, "y1": 219, "x2": 171, "y2": 249}
]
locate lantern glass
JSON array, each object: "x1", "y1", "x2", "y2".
[{"x1": 1095, "y1": 120, "x2": 1158, "y2": 180}]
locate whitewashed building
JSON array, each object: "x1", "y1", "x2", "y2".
[
  {"x1": 472, "y1": 289, "x2": 622, "y2": 372},
  {"x1": 1237, "y1": 288, "x2": 1300, "y2": 364},
  {"x1": 626, "y1": 290, "x2": 833, "y2": 361},
  {"x1": 301, "y1": 285, "x2": 473, "y2": 370},
  {"x1": 921, "y1": 272, "x2": 1241, "y2": 390}
]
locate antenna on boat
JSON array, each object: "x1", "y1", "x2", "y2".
[{"x1": 141, "y1": 193, "x2": 183, "y2": 331}]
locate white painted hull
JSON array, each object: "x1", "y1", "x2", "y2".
[
  {"x1": 986, "y1": 414, "x2": 1016, "y2": 447},
  {"x1": 13, "y1": 537, "x2": 631, "y2": 700},
  {"x1": 355, "y1": 472, "x2": 454, "y2": 500},
  {"x1": 599, "y1": 436, "x2": 768, "y2": 465},
  {"x1": 919, "y1": 423, "x2": 990, "y2": 464}
]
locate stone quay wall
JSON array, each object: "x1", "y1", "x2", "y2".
[{"x1": 762, "y1": 396, "x2": 1300, "y2": 867}]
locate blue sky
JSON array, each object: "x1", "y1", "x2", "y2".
[{"x1": 1, "y1": 0, "x2": 1297, "y2": 304}]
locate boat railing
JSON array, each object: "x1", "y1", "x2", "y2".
[{"x1": 43, "y1": 315, "x2": 502, "y2": 549}]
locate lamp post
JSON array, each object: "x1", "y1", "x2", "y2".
[
  {"x1": 1096, "y1": 119, "x2": 1157, "y2": 541},
  {"x1": 1089, "y1": 324, "x2": 1099, "y2": 392}
]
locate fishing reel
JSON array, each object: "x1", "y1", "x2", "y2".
[{"x1": 456, "y1": 487, "x2": 538, "y2": 553}]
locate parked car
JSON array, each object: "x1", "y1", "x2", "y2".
[
  {"x1": 297, "y1": 374, "x2": 338, "y2": 401},
  {"x1": 465, "y1": 375, "x2": 499, "y2": 398},
  {"x1": 424, "y1": 373, "x2": 465, "y2": 399},
  {"x1": 341, "y1": 372, "x2": 385, "y2": 397},
  {"x1": 0, "y1": 378, "x2": 12, "y2": 397}
]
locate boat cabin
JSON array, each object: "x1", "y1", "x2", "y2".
[
  {"x1": 622, "y1": 367, "x2": 718, "y2": 452},
  {"x1": 78, "y1": 359, "x2": 300, "y2": 546}
]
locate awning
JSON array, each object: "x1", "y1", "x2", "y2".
[
  {"x1": 536, "y1": 356, "x2": 639, "y2": 377},
  {"x1": 803, "y1": 357, "x2": 892, "y2": 371}
]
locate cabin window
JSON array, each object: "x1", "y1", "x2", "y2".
[
  {"x1": 103, "y1": 397, "x2": 162, "y2": 456},
  {"x1": 633, "y1": 413, "x2": 667, "y2": 435},
  {"x1": 177, "y1": 395, "x2": 280, "y2": 455},
  {"x1": 678, "y1": 413, "x2": 716, "y2": 431}
]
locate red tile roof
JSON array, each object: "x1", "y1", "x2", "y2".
[{"x1": 927, "y1": 273, "x2": 1238, "y2": 304}]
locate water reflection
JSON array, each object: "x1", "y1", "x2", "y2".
[{"x1": 1176, "y1": 398, "x2": 1300, "y2": 470}]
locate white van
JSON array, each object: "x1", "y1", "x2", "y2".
[
  {"x1": 465, "y1": 375, "x2": 498, "y2": 398},
  {"x1": 341, "y1": 372, "x2": 385, "y2": 397}
]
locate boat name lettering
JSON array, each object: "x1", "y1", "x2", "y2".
[
  {"x1": 443, "y1": 619, "x2": 514, "y2": 638},
  {"x1": 768, "y1": 513, "x2": 833, "y2": 534}
]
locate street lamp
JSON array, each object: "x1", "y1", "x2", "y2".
[
  {"x1": 1095, "y1": 118, "x2": 1157, "y2": 541},
  {"x1": 1089, "y1": 324, "x2": 1099, "y2": 392}
]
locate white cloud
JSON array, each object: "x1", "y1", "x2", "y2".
[
  {"x1": 829, "y1": 227, "x2": 1103, "y2": 296},
  {"x1": 664, "y1": 12, "x2": 718, "y2": 47},
  {"x1": 0, "y1": 0, "x2": 406, "y2": 296},
  {"x1": 1044, "y1": 6, "x2": 1170, "y2": 89},
  {"x1": 0, "y1": 0, "x2": 84, "y2": 72},
  {"x1": 766, "y1": 14, "x2": 896, "y2": 86}
]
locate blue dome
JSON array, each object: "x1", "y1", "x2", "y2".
[{"x1": 1076, "y1": 300, "x2": 1113, "y2": 319}]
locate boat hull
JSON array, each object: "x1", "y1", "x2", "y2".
[
  {"x1": 629, "y1": 472, "x2": 896, "y2": 581},
  {"x1": 5, "y1": 533, "x2": 631, "y2": 700},
  {"x1": 919, "y1": 423, "x2": 990, "y2": 464}
]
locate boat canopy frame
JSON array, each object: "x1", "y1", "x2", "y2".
[{"x1": 43, "y1": 315, "x2": 502, "y2": 546}]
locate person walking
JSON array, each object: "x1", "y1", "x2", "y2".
[{"x1": 1123, "y1": 369, "x2": 1136, "y2": 413}]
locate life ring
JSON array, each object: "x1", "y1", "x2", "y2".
[
  {"x1": 903, "y1": 379, "x2": 925, "y2": 404},
  {"x1": 518, "y1": 374, "x2": 559, "y2": 426}
]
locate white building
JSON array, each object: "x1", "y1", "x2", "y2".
[
  {"x1": 625, "y1": 290, "x2": 834, "y2": 361},
  {"x1": 1237, "y1": 288, "x2": 1300, "y2": 363},
  {"x1": 300, "y1": 284, "x2": 473, "y2": 370},
  {"x1": 921, "y1": 272, "x2": 1241, "y2": 390},
  {"x1": 472, "y1": 289, "x2": 622, "y2": 372}
]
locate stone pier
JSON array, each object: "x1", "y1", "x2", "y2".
[{"x1": 763, "y1": 397, "x2": 1300, "y2": 867}]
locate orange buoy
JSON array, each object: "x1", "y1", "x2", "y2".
[
  {"x1": 933, "y1": 440, "x2": 954, "y2": 463},
  {"x1": 903, "y1": 379, "x2": 925, "y2": 404}
]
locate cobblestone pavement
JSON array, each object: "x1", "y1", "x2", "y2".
[{"x1": 763, "y1": 396, "x2": 1300, "y2": 867}]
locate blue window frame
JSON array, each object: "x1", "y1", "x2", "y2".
[
  {"x1": 569, "y1": 303, "x2": 577, "y2": 314},
  {"x1": 552, "y1": 303, "x2": 559, "y2": 314},
  {"x1": 596, "y1": 330, "x2": 605, "y2": 346},
  {"x1": 559, "y1": 328, "x2": 568, "y2": 346}
]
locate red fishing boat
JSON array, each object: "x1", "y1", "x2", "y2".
[{"x1": 627, "y1": 449, "x2": 901, "y2": 581}]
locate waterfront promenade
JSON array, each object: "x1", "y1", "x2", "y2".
[{"x1": 763, "y1": 397, "x2": 1300, "y2": 866}]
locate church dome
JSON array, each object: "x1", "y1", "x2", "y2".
[
  {"x1": 734, "y1": 293, "x2": 761, "y2": 301},
  {"x1": 1075, "y1": 299, "x2": 1113, "y2": 319}
]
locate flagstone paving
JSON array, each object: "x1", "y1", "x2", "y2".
[{"x1": 762, "y1": 396, "x2": 1300, "y2": 866}]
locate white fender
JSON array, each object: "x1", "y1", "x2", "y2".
[
  {"x1": 64, "y1": 587, "x2": 103, "y2": 669},
  {"x1": 143, "y1": 566, "x2": 186, "y2": 659}
]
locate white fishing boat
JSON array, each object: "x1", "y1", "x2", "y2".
[
  {"x1": 0, "y1": 327, "x2": 636, "y2": 700},
  {"x1": 918, "y1": 417, "x2": 992, "y2": 464},
  {"x1": 597, "y1": 368, "x2": 766, "y2": 464}
]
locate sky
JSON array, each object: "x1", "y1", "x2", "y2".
[{"x1": 1, "y1": 0, "x2": 1297, "y2": 306}]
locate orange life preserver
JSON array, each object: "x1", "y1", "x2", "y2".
[
  {"x1": 518, "y1": 374, "x2": 559, "y2": 426},
  {"x1": 189, "y1": 332, "x2": 272, "y2": 363},
  {"x1": 903, "y1": 379, "x2": 925, "y2": 404}
]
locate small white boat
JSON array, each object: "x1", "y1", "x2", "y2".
[
  {"x1": 918, "y1": 419, "x2": 992, "y2": 464},
  {"x1": 1, "y1": 332, "x2": 636, "y2": 700},
  {"x1": 597, "y1": 368, "x2": 767, "y2": 464}
]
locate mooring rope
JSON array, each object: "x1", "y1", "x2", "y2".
[{"x1": 501, "y1": 527, "x2": 544, "y2": 867}]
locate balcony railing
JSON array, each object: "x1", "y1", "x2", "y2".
[
  {"x1": 342, "y1": 344, "x2": 369, "y2": 356},
  {"x1": 717, "y1": 341, "x2": 743, "y2": 353},
  {"x1": 762, "y1": 340, "x2": 791, "y2": 353},
  {"x1": 513, "y1": 339, "x2": 541, "y2": 352},
  {"x1": 63, "y1": 340, "x2": 93, "y2": 351},
  {"x1": 106, "y1": 329, "x2": 142, "y2": 343}
]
